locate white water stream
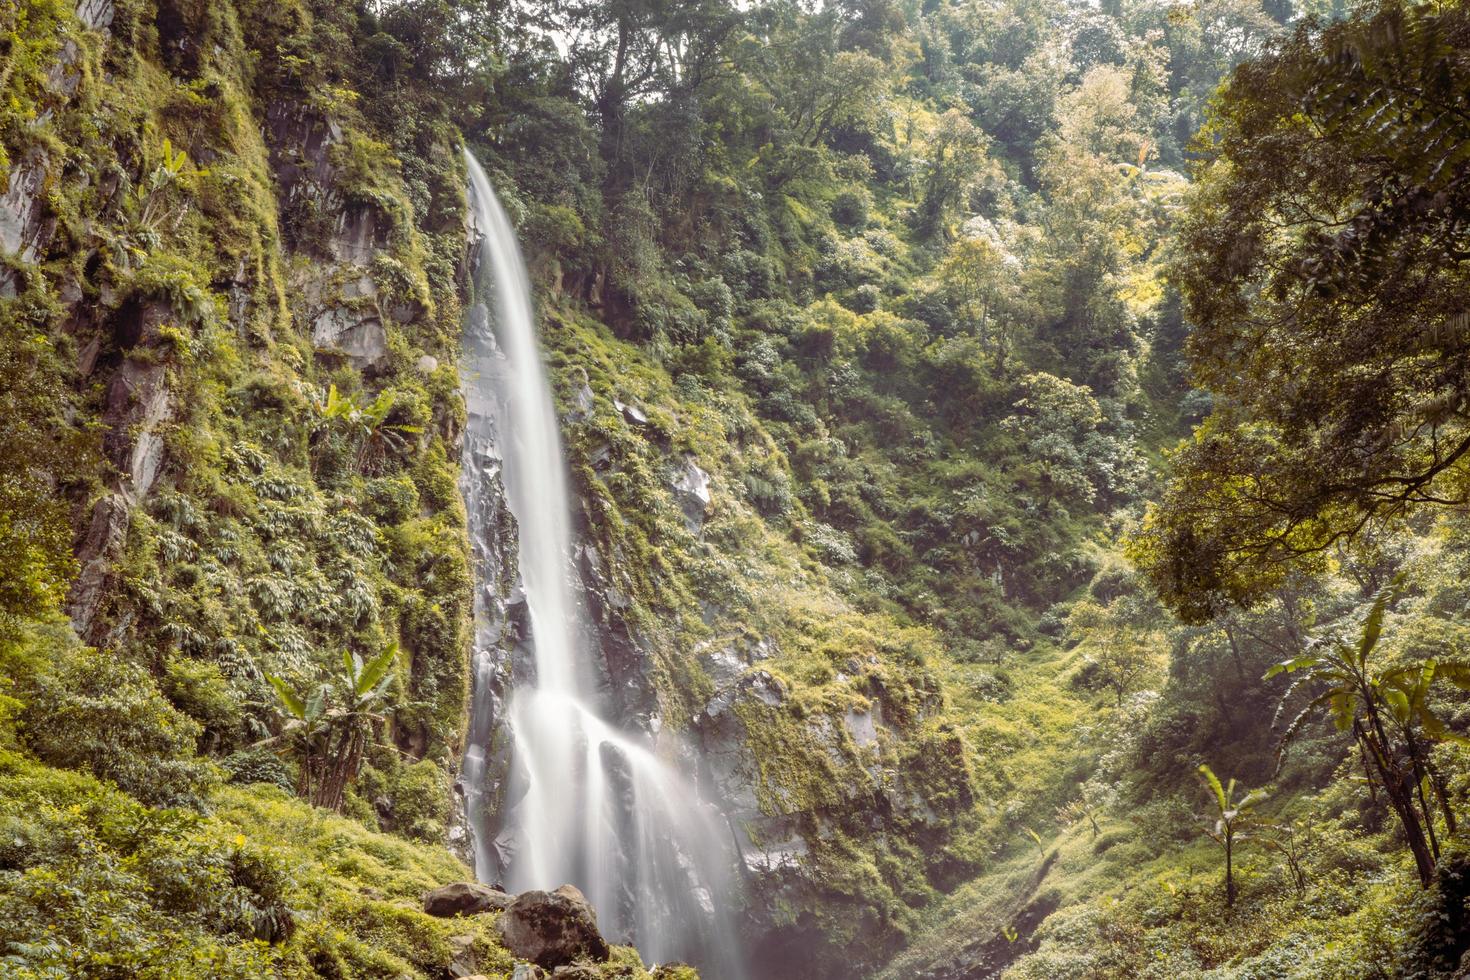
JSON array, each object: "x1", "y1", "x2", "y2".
[{"x1": 460, "y1": 152, "x2": 745, "y2": 978}]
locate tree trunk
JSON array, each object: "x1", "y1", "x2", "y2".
[
  {"x1": 1225, "y1": 834, "x2": 1236, "y2": 907},
  {"x1": 1359, "y1": 712, "x2": 1438, "y2": 887}
]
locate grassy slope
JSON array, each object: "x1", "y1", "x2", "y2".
[
  {"x1": 876, "y1": 629, "x2": 1453, "y2": 980},
  {"x1": 0, "y1": 739, "x2": 688, "y2": 978}
]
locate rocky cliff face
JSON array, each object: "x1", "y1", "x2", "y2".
[{"x1": 5, "y1": 0, "x2": 473, "y2": 836}]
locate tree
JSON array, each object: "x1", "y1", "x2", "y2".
[
  {"x1": 1197, "y1": 763, "x2": 1268, "y2": 907},
  {"x1": 1134, "y1": 4, "x2": 1470, "y2": 621},
  {"x1": 265, "y1": 644, "x2": 399, "y2": 812},
  {"x1": 915, "y1": 109, "x2": 992, "y2": 241},
  {"x1": 544, "y1": 0, "x2": 740, "y2": 156},
  {"x1": 1066, "y1": 595, "x2": 1161, "y2": 707},
  {"x1": 782, "y1": 49, "x2": 889, "y2": 148},
  {"x1": 933, "y1": 235, "x2": 1016, "y2": 354},
  {"x1": 1267, "y1": 581, "x2": 1470, "y2": 887}
]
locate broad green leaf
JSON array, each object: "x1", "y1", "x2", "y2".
[
  {"x1": 1434, "y1": 662, "x2": 1470, "y2": 689},
  {"x1": 1238, "y1": 788, "x2": 1270, "y2": 809},
  {"x1": 1199, "y1": 764, "x2": 1228, "y2": 811},
  {"x1": 1383, "y1": 688, "x2": 1411, "y2": 725},
  {"x1": 266, "y1": 674, "x2": 306, "y2": 719},
  {"x1": 306, "y1": 684, "x2": 326, "y2": 722},
  {"x1": 1265, "y1": 654, "x2": 1320, "y2": 679},
  {"x1": 1357, "y1": 575, "x2": 1402, "y2": 663},
  {"x1": 356, "y1": 642, "x2": 398, "y2": 697}
]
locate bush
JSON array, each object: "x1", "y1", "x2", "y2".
[
  {"x1": 844, "y1": 283, "x2": 881, "y2": 313},
  {"x1": 162, "y1": 655, "x2": 243, "y2": 750},
  {"x1": 22, "y1": 645, "x2": 218, "y2": 807},
  {"x1": 222, "y1": 748, "x2": 295, "y2": 792},
  {"x1": 386, "y1": 758, "x2": 452, "y2": 843},
  {"x1": 831, "y1": 188, "x2": 872, "y2": 230}
]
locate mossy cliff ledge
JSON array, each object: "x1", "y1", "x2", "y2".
[{"x1": 2, "y1": 0, "x2": 472, "y2": 809}]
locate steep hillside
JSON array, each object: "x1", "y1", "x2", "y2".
[{"x1": 7, "y1": 0, "x2": 1470, "y2": 979}]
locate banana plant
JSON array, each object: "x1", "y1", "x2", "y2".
[
  {"x1": 264, "y1": 642, "x2": 398, "y2": 811},
  {"x1": 1198, "y1": 764, "x2": 1268, "y2": 908},
  {"x1": 135, "y1": 137, "x2": 207, "y2": 231},
  {"x1": 313, "y1": 385, "x2": 423, "y2": 474},
  {"x1": 1266, "y1": 577, "x2": 1470, "y2": 886}
]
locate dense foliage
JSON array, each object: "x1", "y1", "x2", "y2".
[{"x1": 5, "y1": 0, "x2": 1470, "y2": 977}]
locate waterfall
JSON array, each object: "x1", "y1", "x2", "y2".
[{"x1": 459, "y1": 151, "x2": 746, "y2": 979}]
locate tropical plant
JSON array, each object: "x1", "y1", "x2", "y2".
[
  {"x1": 313, "y1": 384, "x2": 423, "y2": 474},
  {"x1": 1057, "y1": 784, "x2": 1108, "y2": 840},
  {"x1": 1197, "y1": 763, "x2": 1268, "y2": 907},
  {"x1": 1259, "y1": 819, "x2": 1311, "y2": 897},
  {"x1": 264, "y1": 643, "x2": 398, "y2": 811},
  {"x1": 135, "y1": 138, "x2": 206, "y2": 231},
  {"x1": 1267, "y1": 580, "x2": 1470, "y2": 887}
]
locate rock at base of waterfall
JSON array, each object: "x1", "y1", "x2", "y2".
[
  {"x1": 448, "y1": 933, "x2": 480, "y2": 977},
  {"x1": 549, "y1": 966, "x2": 601, "y2": 979},
  {"x1": 496, "y1": 885, "x2": 611, "y2": 969},
  {"x1": 651, "y1": 965, "x2": 701, "y2": 979},
  {"x1": 423, "y1": 881, "x2": 513, "y2": 917}
]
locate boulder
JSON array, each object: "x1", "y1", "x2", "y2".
[
  {"x1": 573, "y1": 382, "x2": 595, "y2": 419},
  {"x1": 312, "y1": 306, "x2": 388, "y2": 370},
  {"x1": 613, "y1": 398, "x2": 648, "y2": 426},
  {"x1": 670, "y1": 456, "x2": 712, "y2": 533},
  {"x1": 550, "y1": 967, "x2": 602, "y2": 979},
  {"x1": 497, "y1": 885, "x2": 610, "y2": 969},
  {"x1": 448, "y1": 933, "x2": 479, "y2": 977},
  {"x1": 423, "y1": 881, "x2": 512, "y2": 918}
]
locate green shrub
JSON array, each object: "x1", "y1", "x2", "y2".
[
  {"x1": 222, "y1": 747, "x2": 295, "y2": 792},
  {"x1": 162, "y1": 655, "x2": 244, "y2": 750},
  {"x1": 22, "y1": 645, "x2": 218, "y2": 807}
]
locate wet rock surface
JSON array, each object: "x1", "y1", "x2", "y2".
[
  {"x1": 311, "y1": 306, "x2": 389, "y2": 370},
  {"x1": 496, "y1": 884, "x2": 611, "y2": 969},
  {"x1": 0, "y1": 154, "x2": 52, "y2": 262},
  {"x1": 670, "y1": 456, "x2": 713, "y2": 533},
  {"x1": 423, "y1": 881, "x2": 513, "y2": 918}
]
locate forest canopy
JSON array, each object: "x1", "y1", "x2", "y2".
[{"x1": 1132, "y1": 2, "x2": 1470, "y2": 621}]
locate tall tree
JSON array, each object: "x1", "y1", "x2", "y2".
[
  {"x1": 546, "y1": 0, "x2": 740, "y2": 158},
  {"x1": 1133, "y1": 4, "x2": 1470, "y2": 621}
]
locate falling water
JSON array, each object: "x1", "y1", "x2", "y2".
[{"x1": 459, "y1": 151, "x2": 746, "y2": 979}]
